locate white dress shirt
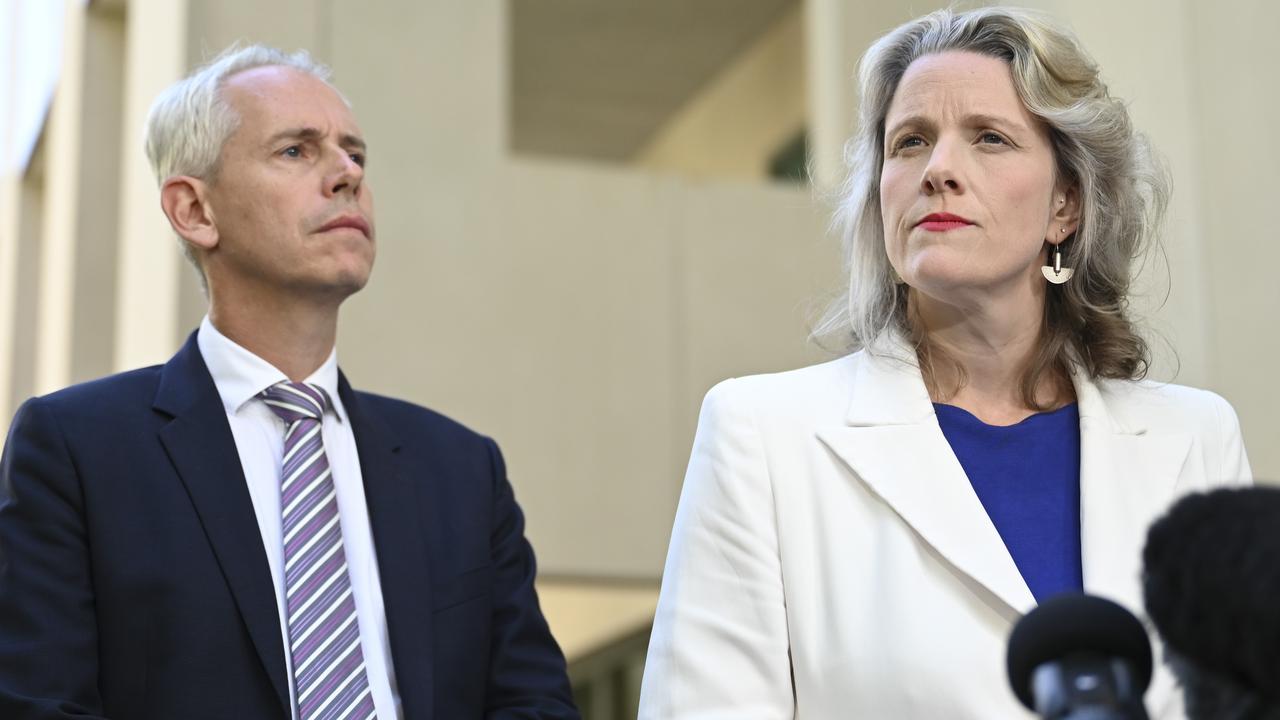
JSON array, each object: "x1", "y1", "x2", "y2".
[{"x1": 198, "y1": 316, "x2": 402, "y2": 720}]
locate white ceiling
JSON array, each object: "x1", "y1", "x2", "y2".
[{"x1": 510, "y1": 0, "x2": 798, "y2": 162}]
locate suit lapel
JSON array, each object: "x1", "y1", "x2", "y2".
[
  {"x1": 817, "y1": 341, "x2": 1194, "y2": 620},
  {"x1": 1074, "y1": 375, "x2": 1191, "y2": 612},
  {"x1": 1073, "y1": 375, "x2": 1192, "y2": 716},
  {"x1": 817, "y1": 344, "x2": 1036, "y2": 615},
  {"x1": 152, "y1": 334, "x2": 290, "y2": 715},
  {"x1": 339, "y1": 375, "x2": 435, "y2": 719}
]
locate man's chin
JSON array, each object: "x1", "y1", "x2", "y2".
[
  {"x1": 328, "y1": 272, "x2": 372, "y2": 300},
  {"x1": 292, "y1": 270, "x2": 371, "y2": 305}
]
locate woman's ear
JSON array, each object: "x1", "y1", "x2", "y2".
[
  {"x1": 1048, "y1": 184, "x2": 1081, "y2": 244},
  {"x1": 160, "y1": 176, "x2": 218, "y2": 254}
]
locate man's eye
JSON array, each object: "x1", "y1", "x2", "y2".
[
  {"x1": 349, "y1": 152, "x2": 366, "y2": 167},
  {"x1": 281, "y1": 145, "x2": 302, "y2": 158}
]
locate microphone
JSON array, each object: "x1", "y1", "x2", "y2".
[
  {"x1": 1143, "y1": 487, "x2": 1280, "y2": 719},
  {"x1": 1006, "y1": 593, "x2": 1152, "y2": 720}
]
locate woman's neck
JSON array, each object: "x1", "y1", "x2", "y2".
[{"x1": 910, "y1": 290, "x2": 1073, "y2": 425}]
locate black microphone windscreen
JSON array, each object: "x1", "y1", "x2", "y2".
[
  {"x1": 1006, "y1": 593, "x2": 1153, "y2": 710},
  {"x1": 1143, "y1": 486, "x2": 1280, "y2": 699}
]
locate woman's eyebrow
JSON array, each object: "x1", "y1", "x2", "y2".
[
  {"x1": 885, "y1": 114, "x2": 934, "y2": 140},
  {"x1": 963, "y1": 113, "x2": 1029, "y2": 135},
  {"x1": 886, "y1": 112, "x2": 1030, "y2": 141}
]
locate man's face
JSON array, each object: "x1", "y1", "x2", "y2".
[{"x1": 202, "y1": 65, "x2": 375, "y2": 303}]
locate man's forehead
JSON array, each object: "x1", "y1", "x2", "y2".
[
  {"x1": 222, "y1": 66, "x2": 359, "y2": 131},
  {"x1": 223, "y1": 65, "x2": 322, "y2": 98}
]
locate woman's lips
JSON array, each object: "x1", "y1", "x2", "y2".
[
  {"x1": 915, "y1": 213, "x2": 974, "y2": 232},
  {"x1": 917, "y1": 220, "x2": 972, "y2": 232}
]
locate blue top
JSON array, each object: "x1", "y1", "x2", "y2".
[{"x1": 934, "y1": 402, "x2": 1083, "y2": 603}]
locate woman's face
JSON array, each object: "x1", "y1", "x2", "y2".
[{"x1": 880, "y1": 50, "x2": 1072, "y2": 307}]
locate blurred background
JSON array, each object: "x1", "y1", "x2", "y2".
[{"x1": 2, "y1": 0, "x2": 1276, "y2": 716}]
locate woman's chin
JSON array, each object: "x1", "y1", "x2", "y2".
[{"x1": 903, "y1": 267, "x2": 985, "y2": 299}]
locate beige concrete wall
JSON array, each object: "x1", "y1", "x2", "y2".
[
  {"x1": 1187, "y1": 0, "x2": 1280, "y2": 481},
  {"x1": 337, "y1": 156, "x2": 831, "y2": 576}
]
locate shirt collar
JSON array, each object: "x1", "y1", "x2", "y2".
[{"x1": 196, "y1": 315, "x2": 346, "y2": 423}]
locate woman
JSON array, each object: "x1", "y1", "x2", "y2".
[{"x1": 638, "y1": 7, "x2": 1251, "y2": 719}]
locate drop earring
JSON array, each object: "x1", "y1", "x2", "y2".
[{"x1": 1041, "y1": 230, "x2": 1074, "y2": 284}]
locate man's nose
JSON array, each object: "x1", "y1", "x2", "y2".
[{"x1": 326, "y1": 150, "x2": 365, "y2": 197}]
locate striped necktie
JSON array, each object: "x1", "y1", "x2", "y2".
[{"x1": 261, "y1": 381, "x2": 377, "y2": 720}]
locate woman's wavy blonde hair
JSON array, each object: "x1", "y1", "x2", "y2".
[{"x1": 812, "y1": 6, "x2": 1169, "y2": 407}]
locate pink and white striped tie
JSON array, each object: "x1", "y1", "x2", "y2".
[{"x1": 262, "y1": 382, "x2": 376, "y2": 720}]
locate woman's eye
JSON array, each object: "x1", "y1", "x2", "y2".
[
  {"x1": 894, "y1": 135, "x2": 924, "y2": 152},
  {"x1": 979, "y1": 132, "x2": 1007, "y2": 145}
]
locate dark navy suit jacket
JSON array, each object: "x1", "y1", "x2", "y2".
[{"x1": 0, "y1": 334, "x2": 579, "y2": 719}]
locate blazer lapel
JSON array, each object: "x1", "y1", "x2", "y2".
[
  {"x1": 816, "y1": 343, "x2": 1036, "y2": 616},
  {"x1": 1074, "y1": 374, "x2": 1191, "y2": 612},
  {"x1": 339, "y1": 375, "x2": 435, "y2": 719},
  {"x1": 152, "y1": 334, "x2": 290, "y2": 715}
]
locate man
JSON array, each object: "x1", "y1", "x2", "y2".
[{"x1": 0, "y1": 45, "x2": 579, "y2": 719}]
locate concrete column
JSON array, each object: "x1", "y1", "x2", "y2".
[
  {"x1": 803, "y1": 0, "x2": 849, "y2": 191},
  {"x1": 67, "y1": 6, "x2": 126, "y2": 383},
  {"x1": 0, "y1": 4, "x2": 16, "y2": 423},
  {"x1": 32, "y1": 0, "x2": 86, "y2": 394},
  {"x1": 4, "y1": 169, "x2": 45, "y2": 418},
  {"x1": 0, "y1": 172, "x2": 17, "y2": 424},
  {"x1": 113, "y1": 0, "x2": 188, "y2": 371}
]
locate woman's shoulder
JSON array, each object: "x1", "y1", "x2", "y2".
[
  {"x1": 700, "y1": 353, "x2": 862, "y2": 423},
  {"x1": 1092, "y1": 376, "x2": 1240, "y2": 435}
]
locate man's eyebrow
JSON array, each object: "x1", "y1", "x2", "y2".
[{"x1": 264, "y1": 127, "x2": 367, "y2": 152}]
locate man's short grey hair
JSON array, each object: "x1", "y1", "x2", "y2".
[{"x1": 143, "y1": 43, "x2": 343, "y2": 273}]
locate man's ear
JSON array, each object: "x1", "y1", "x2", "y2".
[
  {"x1": 1048, "y1": 183, "x2": 1082, "y2": 244},
  {"x1": 160, "y1": 176, "x2": 218, "y2": 253}
]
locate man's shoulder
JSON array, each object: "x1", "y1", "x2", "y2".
[
  {"x1": 350, "y1": 389, "x2": 492, "y2": 447},
  {"x1": 25, "y1": 365, "x2": 166, "y2": 418}
]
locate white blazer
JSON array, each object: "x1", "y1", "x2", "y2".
[{"x1": 639, "y1": 340, "x2": 1252, "y2": 719}]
